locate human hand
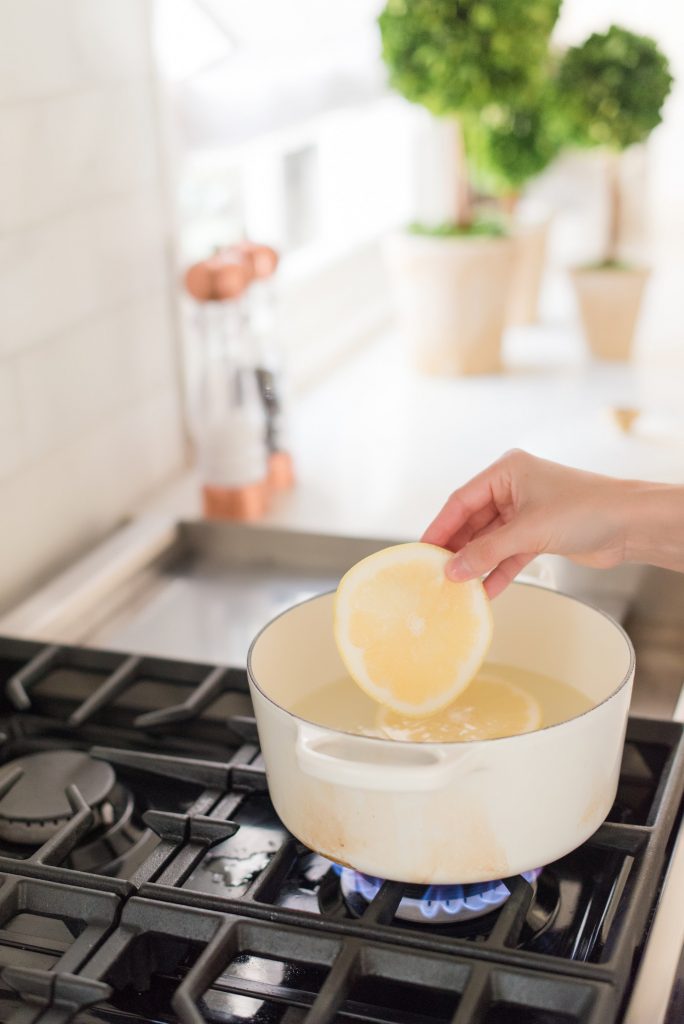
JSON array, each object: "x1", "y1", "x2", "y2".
[{"x1": 422, "y1": 450, "x2": 633, "y2": 598}]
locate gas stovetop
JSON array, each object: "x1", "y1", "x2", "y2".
[{"x1": 0, "y1": 635, "x2": 681, "y2": 1024}]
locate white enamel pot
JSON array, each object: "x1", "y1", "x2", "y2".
[{"x1": 247, "y1": 582, "x2": 634, "y2": 884}]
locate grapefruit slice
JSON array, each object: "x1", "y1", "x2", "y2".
[
  {"x1": 333, "y1": 542, "x2": 493, "y2": 717},
  {"x1": 378, "y1": 673, "x2": 542, "y2": 742}
]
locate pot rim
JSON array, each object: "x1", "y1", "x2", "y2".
[{"x1": 246, "y1": 581, "x2": 635, "y2": 748}]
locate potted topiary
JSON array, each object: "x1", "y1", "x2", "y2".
[
  {"x1": 378, "y1": 0, "x2": 560, "y2": 375},
  {"x1": 557, "y1": 26, "x2": 673, "y2": 361},
  {"x1": 468, "y1": 85, "x2": 563, "y2": 325}
]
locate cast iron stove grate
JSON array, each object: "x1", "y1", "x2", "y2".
[{"x1": 0, "y1": 635, "x2": 681, "y2": 1024}]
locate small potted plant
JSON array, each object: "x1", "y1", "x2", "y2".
[
  {"x1": 378, "y1": 0, "x2": 560, "y2": 375},
  {"x1": 468, "y1": 85, "x2": 563, "y2": 326},
  {"x1": 557, "y1": 26, "x2": 672, "y2": 361}
]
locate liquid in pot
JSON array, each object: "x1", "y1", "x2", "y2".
[{"x1": 291, "y1": 663, "x2": 593, "y2": 742}]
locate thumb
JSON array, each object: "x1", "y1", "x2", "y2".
[{"x1": 446, "y1": 522, "x2": 527, "y2": 581}]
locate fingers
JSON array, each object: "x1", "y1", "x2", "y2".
[
  {"x1": 423, "y1": 452, "x2": 543, "y2": 596},
  {"x1": 421, "y1": 494, "x2": 471, "y2": 547},
  {"x1": 421, "y1": 467, "x2": 499, "y2": 547},
  {"x1": 444, "y1": 502, "x2": 498, "y2": 553},
  {"x1": 468, "y1": 513, "x2": 504, "y2": 544},
  {"x1": 482, "y1": 554, "x2": 534, "y2": 599},
  {"x1": 446, "y1": 521, "x2": 531, "y2": 582}
]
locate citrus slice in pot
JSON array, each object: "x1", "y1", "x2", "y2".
[
  {"x1": 377, "y1": 672, "x2": 543, "y2": 742},
  {"x1": 333, "y1": 542, "x2": 493, "y2": 717}
]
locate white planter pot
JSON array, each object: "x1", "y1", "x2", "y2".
[
  {"x1": 507, "y1": 219, "x2": 550, "y2": 327},
  {"x1": 571, "y1": 265, "x2": 650, "y2": 361},
  {"x1": 384, "y1": 231, "x2": 515, "y2": 375}
]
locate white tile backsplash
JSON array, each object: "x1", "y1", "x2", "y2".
[
  {"x1": 90, "y1": 191, "x2": 170, "y2": 311},
  {"x1": 0, "y1": 361, "x2": 24, "y2": 479},
  {"x1": 16, "y1": 290, "x2": 177, "y2": 460},
  {"x1": 0, "y1": 188, "x2": 168, "y2": 357},
  {"x1": 0, "y1": 0, "x2": 186, "y2": 611},
  {"x1": 0, "y1": 388, "x2": 184, "y2": 606},
  {"x1": 0, "y1": 84, "x2": 159, "y2": 233},
  {"x1": 0, "y1": 0, "x2": 150, "y2": 102}
]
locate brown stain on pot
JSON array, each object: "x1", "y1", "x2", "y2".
[
  {"x1": 420, "y1": 796, "x2": 510, "y2": 883},
  {"x1": 580, "y1": 790, "x2": 609, "y2": 827},
  {"x1": 286, "y1": 778, "x2": 511, "y2": 884},
  {"x1": 289, "y1": 780, "x2": 353, "y2": 863}
]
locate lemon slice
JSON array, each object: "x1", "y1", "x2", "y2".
[
  {"x1": 378, "y1": 673, "x2": 543, "y2": 742},
  {"x1": 333, "y1": 542, "x2": 493, "y2": 717}
]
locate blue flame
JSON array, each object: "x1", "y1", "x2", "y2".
[{"x1": 333, "y1": 863, "x2": 541, "y2": 920}]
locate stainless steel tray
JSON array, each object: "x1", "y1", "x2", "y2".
[
  {"x1": 3, "y1": 515, "x2": 681, "y2": 719},
  {"x1": 9, "y1": 521, "x2": 390, "y2": 666}
]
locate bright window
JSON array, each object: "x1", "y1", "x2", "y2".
[
  {"x1": 154, "y1": 0, "x2": 420, "y2": 378},
  {"x1": 154, "y1": 0, "x2": 416, "y2": 260}
]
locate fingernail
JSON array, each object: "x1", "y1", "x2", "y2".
[{"x1": 446, "y1": 553, "x2": 472, "y2": 581}]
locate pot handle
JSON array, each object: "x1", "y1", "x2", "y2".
[
  {"x1": 295, "y1": 723, "x2": 476, "y2": 792},
  {"x1": 518, "y1": 556, "x2": 556, "y2": 590}
]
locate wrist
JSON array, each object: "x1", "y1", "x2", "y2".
[{"x1": 623, "y1": 483, "x2": 684, "y2": 569}]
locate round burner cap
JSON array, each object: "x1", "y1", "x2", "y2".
[{"x1": 0, "y1": 751, "x2": 115, "y2": 844}]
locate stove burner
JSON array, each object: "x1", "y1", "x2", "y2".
[
  {"x1": 337, "y1": 865, "x2": 543, "y2": 924},
  {"x1": 0, "y1": 749, "x2": 144, "y2": 874},
  {"x1": 0, "y1": 750, "x2": 116, "y2": 844}
]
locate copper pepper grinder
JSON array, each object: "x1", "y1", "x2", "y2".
[
  {"x1": 184, "y1": 252, "x2": 270, "y2": 521},
  {"x1": 230, "y1": 241, "x2": 295, "y2": 491}
]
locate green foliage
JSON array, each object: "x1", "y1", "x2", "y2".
[
  {"x1": 557, "y1": 25, "x2": 673, "y2": 151},
  {"x1": 378, "y1": 0, "x2": 561, "y2": 118},
  {"x1": 408, "y1": 216, "x2": 507, "y2": 238},
  {"x1": 465, "y1": 85, "x2": 563, "y2": 194}
]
